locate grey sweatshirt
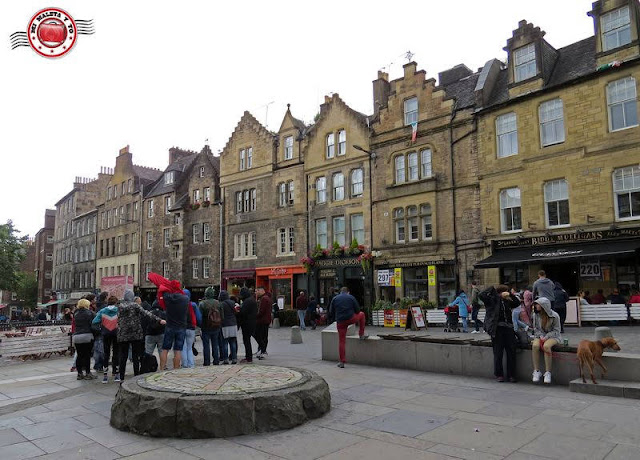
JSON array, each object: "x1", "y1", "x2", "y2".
[
  {"x1": 532, "y1": 297, "x2": 562, "y2": 341},
  {"x1": 532, "y1": 277, "x2": 555, "y2": 302}
]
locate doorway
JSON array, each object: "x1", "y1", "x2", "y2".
[{"x1": 543, "y1": 262, "x2": 579, "y2": 296}]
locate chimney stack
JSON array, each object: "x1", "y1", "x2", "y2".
[{"x1": 372, "y1": 70, "x2": 390, "y2": 115}]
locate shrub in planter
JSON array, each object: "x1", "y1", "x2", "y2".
[
  {"x1": 202, "y1": 200, "x2": 211, "y2": 207},
  {"x1": 276, "y1": 309, "x2": 300, "y2": 327}
]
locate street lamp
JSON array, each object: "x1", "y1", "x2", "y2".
[{"x1": 353, "y1": 145, "x2": 377, "y2": 165}]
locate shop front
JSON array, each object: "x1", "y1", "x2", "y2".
[
  {"x1": 311, "y1": 257, "x2": 373, "y2": 309},
  {"x1": 475, "y1": 227, "x2": 640, "y2": 298},
  {"x1": 374, "y1": 260, "x2": 457, "y2": 307},
  {"x1": 221, "y1": 268, "x2": 256, "y2": 298},
  {"x1": 255, "y1": 265, "x2": 307, "y2": 310}
]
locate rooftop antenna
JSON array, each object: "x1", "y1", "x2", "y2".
[
  {"x1": 403, "y1": 50, "x2": 415, "y2": 62},
  {"x1": 258, "y1": 101, "x2": 274, "y2": 128}
]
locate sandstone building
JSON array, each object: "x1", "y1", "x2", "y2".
[{"x1": 34, "y1": 209, "x2": 55, "y2": 304}]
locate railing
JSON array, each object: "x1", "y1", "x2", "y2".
[{"x1": 0, "y1": 320, "x2": 72, "y2": 331}]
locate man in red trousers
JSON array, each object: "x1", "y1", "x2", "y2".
[{"x1": 333, "y1": 286, "x2": 367, "y2": 368}]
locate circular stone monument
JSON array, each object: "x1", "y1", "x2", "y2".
[{"x1": 110, "y1": 364, "x2": 331, "y2": 438}]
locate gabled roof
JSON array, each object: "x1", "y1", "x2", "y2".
[
  {"x1": 221, "y1": 111, "x2": 276, "y2": 156},
  {"x1": 133, "y1": 165, "x2": 163, "y2": 182},
  {"x1": 144, "y1": 152, "x2": 198, "y2": 199},
  {"x1": 305, "y1": 94, "x2": 371, "y2": 141}
]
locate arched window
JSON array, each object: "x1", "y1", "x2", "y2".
[
  {"x1": 351, "y1": 169, "x2": 363, "y2": 197},
  {"x1": 394, "y1": 156, "x2": 405, "y2": 184}
]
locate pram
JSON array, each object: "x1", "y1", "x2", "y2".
[{"x1": 443, "y1": 305, "x2": 460, "y2": 333}]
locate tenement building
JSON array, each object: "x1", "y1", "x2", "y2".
[
  {"x1": 370, "y1": 62, "x2": 484, "y2": 307},
  {"x1": 96, "y1": 146, "x2": 162, "y2": 292},
  {"x1": 70, "y1": 209, "x2": 98, "y2": 299},
  {"x1": 34, "y1": 209, "x2": 55, "y2": 304},
  {"x1": 475, "y1": 0, "x2": 640, "y2": 298},
  {"x1": 304, "y1": 95, "x2": 374, "y2": 308},
  {"x1": 220, "y1": 109, "x2": 308, "y2": 307},
  {"x1": 53, "y1": 171, "x2": 112, "y2": 302},
  {"x1": 138, "y1": 146, "x2": 221, "y2": 300}
]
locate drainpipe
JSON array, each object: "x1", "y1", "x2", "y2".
[
  {"x1": 219, "y1": 193, "x2": 224, "y2": 290},
  {"x1": 448, "y1": 100, "x2": 460, "y2": 293}
]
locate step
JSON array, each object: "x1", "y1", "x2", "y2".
[{"x1": 569, "y1": 378, "x2": 640, "y2": 399}]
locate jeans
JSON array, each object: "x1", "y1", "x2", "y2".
[
  {"x1": 102, "y1": 334, "x2": 119, "y2": 374},
  {"x1": 181, "y1": 329, "x2": 196, "y2": 368},
  {"x1": 460, "y1": 316, "x2": 468, "y2": 332},
  {"x1": 145, "y1": 334, "x2": 164, "y2": 355},
  {"x1": 337, "y1": 312, "x2": 366, "y2": 363},
  {"x1": 512, "y1": 307, "x2": 529, "y2": 332},
  {"x1": 255, "y1": 324, "x2": 269, "y2": 354},
  {"x1": 472, "y1": 306, "x2": 483, "y2": 331},
  {"x1": 75, "y1": 341, "x2": 93, "y2": 375},
  {"x1": 93, "y1": 335, "x2": 104, "y2": 371},
  {"x1": 491, "y1": 325, "x2": 517, "y2": 379},
  {"x1": 297, "y1": 310, "x2": 306, "y2": 330},
  {"x1": 223, "y1": 336, "x2": 238, "y2": 362},
  {"x1": 202, "y1": 329, "x2": 221, "y2": 365},
  {"x1": 118, "y1": 340, "x2": 144, "y2": 380}
]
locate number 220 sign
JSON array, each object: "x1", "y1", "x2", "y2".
[{"x1": 580, "y1": 262, "x2": 601, "y2": 279}]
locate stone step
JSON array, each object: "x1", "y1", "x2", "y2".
[{"x1": 570, "y1": 378, "x2": 640, "y2": 399}]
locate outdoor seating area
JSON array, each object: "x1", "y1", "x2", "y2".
[{"x1": 0, "y1": 324, "x2": 72, "y2": 360}]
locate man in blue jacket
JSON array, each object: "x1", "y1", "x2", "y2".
[{"x1": 333, "y1": 287, "x2": 367, "y2": 368}]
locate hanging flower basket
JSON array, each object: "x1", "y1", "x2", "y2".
[
  {"x1": 202, "y1": 200, "x2": 211, "y2": 208},
  {"x1": 191, "y1": 202, "x2": 201, "y2": 210}
]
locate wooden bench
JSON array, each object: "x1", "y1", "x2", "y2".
[
  {"x1": 426, "y1": 310, "x2": 486, "y2": 325},
  {"x1": 0, "y1": 333, "x2": 72, "y2": 360},
  {"x1": 630, "y1": 304, "x2": 640, "y2": 321},
  {"x1": 579, "y1": 304, "x2": 628, "y2": 324}
]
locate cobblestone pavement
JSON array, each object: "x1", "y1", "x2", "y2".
[{"x1": 0, "y1": 325, "x2": 639, "y2": 459}]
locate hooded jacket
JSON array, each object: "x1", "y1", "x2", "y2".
[
  {"x1": 199, "y1": 287, "x2": 223, "y2": 331},
  {"x1": 553, "y1": 282, "x2": 569, "y2": 309},
  {"x1": 218, "y1": 290, "x2": 237, "y2": 328},
  {"x1": 479, "y1": 287, "x2": 520, "y2": 338},
  {"x1": 532, "y1": 277, "x2": 555, "y2": 302},
  {"x1": 145, "y1": 300, "x2": 166, "y2": 336},
  {"x1": 92, "y1": 304, "x2": 119, "y2": 336},
  {"x1": 450, "y1": 292, "x2": 470, "y2": 318},
  {"x1": 116, "y1": 290, "x2": 163, "y2": 342},
  {"x1": 332, "y1": 292, "x2": 360, "y2": 322},
  {"x1": 532, "y1": 297, "x2": 562, "y2": 341},
  {"x1": 148, "y1": 272, "x2": 183, "y2": 311},
  {"x1": 256, "y1": 291, "x2": 272, "y2": 325},
  {"x1": 163, "y1": 291, "x2": 189, "y2": 329},
  {"x1": 183, "y1": 289, "x2": 202, "y2": 330},
  {"x1": 239, "y1": 287, "x2": 257, "y2": 330}
]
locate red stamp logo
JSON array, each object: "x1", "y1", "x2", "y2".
[{"x1": 10, "y1": 8, "x2": 94, "y2": 58}]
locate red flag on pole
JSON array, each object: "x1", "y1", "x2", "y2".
[{"x1": 411, "y1": 122, "x2": 418, "y2": 143}]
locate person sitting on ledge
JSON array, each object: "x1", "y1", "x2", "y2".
[
  {"x1": 531, "y1": 297, "x2": 562, "y2": 385},
  {"x1": 334, "y1": 286, "x2": 367, "y2": 368}
]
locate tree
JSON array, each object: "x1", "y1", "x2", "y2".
[
  {"x1": 0, "y1": 220, "x2": 28, "y2": 292},
  {"x1": 15, "y1": 272, "x2": 38, "y2": 306}
]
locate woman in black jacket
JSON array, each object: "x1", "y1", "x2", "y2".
[
  {"x1": 480, "y1": 285, "x2": 521, "y2": 382},
  {"x1": 72, "y1": 299, "x2": 95, "y2": 380},
  {"x1": 552, "y1": 282, "x2": 569, "y2": 333}
]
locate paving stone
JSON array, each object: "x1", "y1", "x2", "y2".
[
  {"x1": 604, "y1": 443, "x2": 640, "y2": 459},
  {"x1": 428, "y1": 443, "x2": 503, "y2": 460},
  {"x1": 15, "y1": 418, "x2": 90, "y2": 441},
  {"x1": 334, "y1": 401, "x2": 397, "y2": 416},
  {"x1": 110, "y1": 439, "x2": 167, "y2": 456},
  {"x1": 370, "y1": 388, "x2": 425, "y2": 401},
  {"x1": 79, "y1": 425, "x2": 146, "y2": 448},
  {"x1": 315, "y1": 419, "x2": 367, "y2": 434},
  {"x1": 404, "y1": 394, "x2": 493, "y2": 413},
  {"x1": 32, "y1": 432, "x2": 95, "y2": 454},
  {"x1": 357, "y1": 409, "x2": 451, "y2": 437},
  {"x1": 120, "y1": 446, "x2": 200, "y2": 459},
  {"x1": 575, "y1": 402, "x2": 640, "y2": 425},
  {"x1": 2, "y1": 441, "x2": 46, "y2": 460},
  {"x1": 182, "y1": 439, "x2": 283, "y2": 459},
  {"x1": 600, "y1": 423, "x2": 640, "y2": 447},
  {"x1": 453, "y1": 411, "x2": 524, "y2": 427},
  {"x1": 532, "y1": 395, "x2": 592, "y2": 412},
  {"x1": 73, "y1": 413, "x2": 110, "y2": 428},
  {"x1": 477, "y1": 402, "x2": 541, "y2": 421},
  {"x1": 392, "y1": 401, "x2": 457, "y2": 417},
  {"x1": 0, "y1": 428, "x2": 28, "y2": 447},
  {"x1": 27, "y1": 406, "x2": 89, "y2": 423},
  {"x1": 30, "y1": 442, "x2": 120, "y2": 460},
  {"x1": 502, "y1": 453, "x2": 554, "y2": 460},
  {"x1": 356, "y1": 429, "x2": 437, "y2": 451},
  {"x1": 0, "y1": 417, "x2": 34, "y2": 429},
  {"x1": 518, "y1": 413, "x2": 612, "y2": 439},
  {"x1": 418, "y1": 419, "x2": 542, "y2": 457},
  {"x1": 316, "y1": 439, "x2": 457, "y2": 460},
  {"x1": 519, "y1": 432, "x2": 615, "y2": 460}
]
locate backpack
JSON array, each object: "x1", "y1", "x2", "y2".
[
  {"x1": 207, "y1": 304, "x2": 222, "y2": 329},
  {"x1": 140, "y1": 352, "x2": 158, "y2": 374}
]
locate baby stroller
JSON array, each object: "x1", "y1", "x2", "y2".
[{"x1": 443, "y1": 305, "x2": 460, "y2": 332}]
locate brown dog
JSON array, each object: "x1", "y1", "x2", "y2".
[{"x1": 577, "y1": 337, "x2": 621, "y2": 384}]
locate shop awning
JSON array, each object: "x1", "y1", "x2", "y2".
[
  {"x1": 38, "y1": 299, "x2": 65, "y2": 308},
  {"x1": 475, "y1": 240, "x2": 640, "y2": 268},
  {"x1": 62, "y1": 298, "x2": 83, "y2": 306}
]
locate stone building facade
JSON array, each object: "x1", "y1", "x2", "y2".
[
  {"x1": 34, "y1": 209, "x2": 55, "y2": 304},
  {"x1": 96, "y1": 146, "x2": 162, "y2": 291},
  {"x1": 70, "y1": 209, "x2": 98, "y2": 299},
  {"x1": 475, "y1": 0, "x2": 640, "y2": 297},
  {"x1": 53, "y1": 172, "x2": 112, "y2": 300}
]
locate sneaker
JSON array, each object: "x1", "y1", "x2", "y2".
[
  {"x1": 222, "y1": 360, "x2": 229, "y2": 365},
  {"x1": 77, "y1": 374, "x2": 84, "y2": 380},
  {"x1": 262, "y1": 351, "x2": 268, "y2": 356},
  {"x1": 470, "y1": 330, "x2": 479, "y2": 334},
  {"x1": 337, "y1": 362, "x2": 345, "y2": 368},
  {"x1": 114, "y1": 375, "x2": 122, "y2": 383},
  {"x1": 532, "y1": 370, "x2": 542, "y2": 383},
  {"x1": 70, "y1": 366, "x2": 76, "y2": 372},
  {"x1": 496, "y1": 376, "x2": 505, "y2": 382},
  {"x1": 257, "y1": 355, "x2": 265, "y2": 360},
  {"x1": 84, "y1": 373, "x2": 96, "y2": 380},
  {"x1": 102, "y1": 374, "x2": 108, "y2": 384},
  {"x1": 231, "y1": 360, "x2": 237, "y2": 364},
  {"x1": 255, "y1": 351, "x2": 262, "y2": 358},
  {"x1": 359, "y1": 335, "x2": 369, "y2": 341},
  {"x1": 543, "y1": 372, "x2": 552, "y2": 384}
]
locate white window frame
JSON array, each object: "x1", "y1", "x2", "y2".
[
  {"x1": 350, "y1": 213, "x2": 364, "y2": 245},
  {"x1": 332, "y1": 173, "x2": 344, "y2": 201},
  {"x1": 326, "y1": 133, "x2": 335, "y2": 159},
  {"x1": 278, "y1": 228, "x2": 287, "y2": 254},
  {"x1": 164, "y1": 228, "x2": 170, "y2": 247},
  {"x1": 193, "y1": 189, "x2": 201, "y2": 203},
  {"x1": 147, "y1": 200, "x2": 154, "y2": 218},
  {"x1": 496, "y1": 112, "x2": 519, "y2": 158},
  {"x1": 192, "y1": 224, "x2": 200, "y2": 244},
  {"x1": 539, "y1": 99, "x2": 565, "y2": 147},
  {"x1": 500, "y1": 187, "x2": 522, "y2": 233},
  {"x1": 420, "y1": 149, "x2": 432, "y2": 178},
  {"x1": 146, "y1": 231, "x2": 153, "y2": 249},
  {"x1": 408, "y1": 152, "x2": 419, "y2": 181},
  {"x1": 247, "y1": 147, "x2": 253, "y2": 169},
  {"x1": 601, "y1": 6, "x2": 631, "y2": 52},
  {"x1": 203, "y1": 258, "x2": 210, "y2": 278},
  {"x1": 332, "y1": 216, "x2": 345, "y2": 246},
  {"x1": 162, "y1": 261, "x2": 169, "y2": 279},
  {"x1": 544, "y1": 179, "x2": 570, "y2": 228},
  {"x1": 243, "y1": 190, "x2": 249, "y2": 212},
  {"x1": 407, "y1": 206, "x2": 419, "y2": 242},
  {"x1": 284, "y1": 136, "x2": 293, "y2": 160},
  {"x1": 613, "y1": 165, "x2": 640, "y2": 221},
  {"x1": 287, "y1": 181, "x2": 294, "y2": 205},
  {"x1": 338, "y1": 129, "x2": 346, "y2": 156},
  {"x1": 395, "y1": 155, "x2": 405, "y2": 184},
  {"x1": 204, "y1": 187, "x2": 211, "y2": 202},
  {"x1": 316, "y1": 219, "x2": 327, "y2": 248},
  {"x1": 316, "y1": 177, "x2": 326, "y2": 204},
  {"x1": 203, "y1": 223, "x2": 211, "y2": 242},
  {"x1": 351, "y1": 168, "x2": 363, "y2": 197},
  {"x1": 607, "y1": 77, "x2": 638, "y2": 132},
  {"x1": 164, "y1": 171, "x2": 174, "y2": 185},
  {"x1": 250, "y1": 188, "x2": 256, "y2": 211},
  {"x1": 279, "y1": 183, "x2": 287, "y2": 207},
  {"x1": 236, "y1": 192, "x2": 243, "y2": 213},
  {"x1": 404, "y1": 97, "x2": 418, "y2": 126},
  {"x1": 514, "y1": 43, "x2": 536, "y2": 82},
  {"x1": 239, "y1": 149, "x2": 246, "y2": 170},
  {"x1": 420, "y1": 204, "x2": 433, "y2": 240},
  {"x1": 165, "y1": 196, "x2": 172, "y2": 214},
  {"x1": 145, "y1": 263, "x2": 152, "y2": 281},
  {"x1": 192, "y1": 259, "x2": 199, "y2": 279},
  {"x1": 199, "y1": 166, "x2": 205, "y2": 178}
]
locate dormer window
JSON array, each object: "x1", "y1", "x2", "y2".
[
  {"x1": 514, "y1": 43, "x2": 536, "y2": 82},
  {"x1": 602, "y1": 6, "x2": 631, "y2": 52},
  {"x1": 164, "y1": 171, "x2": 174, "y2": 185},
  {"x1": 199, "y1": 166, "x2": 205, "y2": 177},
  {"x1": 284, "y1": 136, "x2": 293, "y2": 160}
]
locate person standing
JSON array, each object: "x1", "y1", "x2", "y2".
[
  {"x1": 218, "y1": 290, "x2": 238, "y2": 364},
  {"x1": 144, "y1": 300, "x2": 166, "y2": 356},
  {"x1": 470, "y1": 282, "x2": 483, "y2": 334},
  {"x1": 181, "y1": 289, "x2": 201, "y2": 369},
  {"x1": 92, "y1": 296, "x2": 120, "y2": 383},
  {"x1": 72, "y1": 299, "x2": 95, "y2": 380},
  {"x1": 531, "y1": 297, "x2": 562, "y2": 384},
  {"x1": 449, "y1": 291, "x2": 470, "y2": 333},
  {"x1": 333, "y1": 287, "x2": 367, "y2": 368},
  {"x1": 199, "y1": 287, "x2": 223, "y2": 366},
  {"x1": 255, "y1": 287, "x2": 271, "y2": 359},
  {"x1": 159, "y1": 289, "x2": 189, "y2": 372},
  {"x1": 239, "y1": 287, "x2": 257, "y2": 363},
  {"x1": 480, "y1": 285, "x2": 520, "y2": 383},
  {"x1": 306, "y1": 295, "x2": 318, "y2": 330},
  {"x1": 552, "y1": 282, "x2": 569, "y2": 333},
  {"x1": 295, "y1": 291, "x2": 308, "y2": 330},
  {"x1": 532, "y1": 271, "x2": 555, "y2": 302}
]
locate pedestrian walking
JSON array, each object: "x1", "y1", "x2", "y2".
[
  {"x1": 199, "y1": 287, "x2": 223, "y2": 366},
  {"x1": 334, "y1": 287, "x2": 368, "y2": 368},
  {"x1": 470, "y1": 281, "x2": 483, "y2": 333},
  {"x1": 306, "y1": 295, "x2": 318, "y2": 330},
  {"x1": 239, "y1": 287, "x2": 257, "y2": 363},
  {"x1": 295, "y1": 291, "x2": 308, "y2": 330},
  {"x1": 92, "y1": 295, "x2": 120, "y2": 383},
  {"x1": 72, "y1": 299, "x2": 95, "y2": 380},
  {"x1": 255, "y1": 286, "x2": 271, "y2": 359}
]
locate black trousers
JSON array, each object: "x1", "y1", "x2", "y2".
[
  {"x1": 75, "y1": 341, "x2": 93, "y2": 375},
  {"x1": 491, "y1": 326, "x2": 517, "y2": 379},
  {"x1": 472, "y1": 306, "x2": 483, "y2": 332},
  {"x1": 102, "y1": 334, "x2": 119, "y2": 374},
  {"x1": 554, "y1": 306, "x2": 567, "y2": 332},
  {"x1": 241, "y1": 324, "x2": 255, "y2": 361},
  {"x1": 255, "y1": 324, "x2": 269, "y2": 353},
  {"x1": 118, "y1": 340, "x2": 144, "y2": 380}
]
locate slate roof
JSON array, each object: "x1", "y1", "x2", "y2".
[
  {"x1": 133, "y1": 165, "x2": 163, "y2": 183},
  {"x1": 144, "y1": 153, "x2": 198, "y2": 199},
  {"x1": 485, "y1": 36, "x2": 597, "y2": 108},
  {"x1": 442, "y1": 73, "x2": 480, "y2": 109}
]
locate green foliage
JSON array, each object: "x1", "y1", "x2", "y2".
[
  {"x1": 373, "y1": 299, "x2": 392, "y2": 311},
  {"x1": 277, "y1": 309, "x2": 300, "y2": 327},
  {"x1": 0, "y1": 221, "x2": 28, "y2": 291},
  {"x1": 398, "y1": 297, "x2": 417, "y2": 309},
  {"x1": 418, "y1": 299, "x2": 438, "y2": 309},
  {"x1": 15, "y1": 272, "x2": 38, "y2": 306}
]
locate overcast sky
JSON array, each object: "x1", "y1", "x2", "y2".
[{"x1": 1, "y1": 0, "x2": 596, "y2": 237}]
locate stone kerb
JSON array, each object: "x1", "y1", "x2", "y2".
[{"x1": 110, "y1": 364, "x2": 331, "y2": 438}]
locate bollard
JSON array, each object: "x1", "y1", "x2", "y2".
[
  {"x1": 594, "y1": 326, "x2": 613, "y2": 341},
  {"x1": 272, "y1": 318, "x2": 280, "y2": 329},
  {"x1": 291, "y1": 326, "x2": 303, "y2": 344}
]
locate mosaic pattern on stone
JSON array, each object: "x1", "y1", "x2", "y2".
[{"x1": 139, "y1": 364, "x2": 305, "y2": 395}]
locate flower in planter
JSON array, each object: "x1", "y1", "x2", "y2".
[
  {"x1": 191, "y1": 202, "x2": 201, "y2": 210},
  {"x1": 357, "y1": 251, "x2": 374, "y2": 272},
  {"x1": 300, "y1": 256, "x2": 314, "y2": 273},
  {"x1": 202, "y1": 200, "x2": 211, "y2": 207}
]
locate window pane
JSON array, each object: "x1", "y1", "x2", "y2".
[
  {"x1": 395, "y1": 156, "x2": 405, "y2": 183},
  {"x1": 333, "y1": 217, "x2": 345, "y2": 246},
  {"x1": 408, "y1": 153, "x2": 418, "y2": 180},
  {"x1": 421, "y1": 149, "x2": 432, "y2": 177}
]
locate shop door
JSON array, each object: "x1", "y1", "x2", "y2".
[
  {"x1": 344, "y1": 267, "x2": 365, "y2": 306},
  {"x1": 318, "y1": 279, "x2": 334, "y2": 308},
  {"x1": 543, "y1": 263, "x2": 578, "y2": 296},
  {"x1": 270, "y1": 279, "x2": 292, "y2": 310}
]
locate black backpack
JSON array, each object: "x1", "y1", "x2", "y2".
[{"x1": 140, "y1": 352, "x2": 158, "y2": 374}]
